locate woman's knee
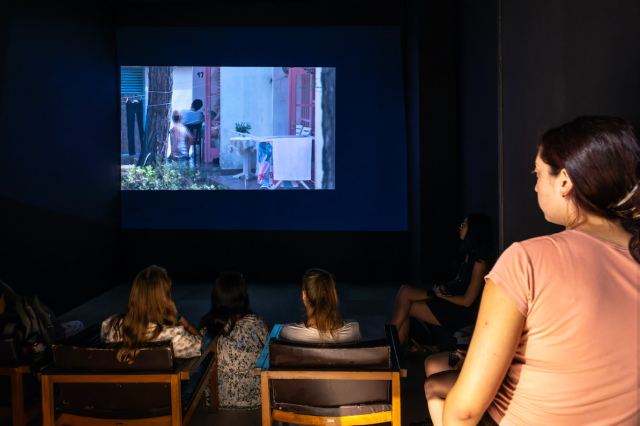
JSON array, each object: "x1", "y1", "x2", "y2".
[
  {"x1": 425, "y1": 352, "x2": 452, "y2": 377},
  {"x1": 424, "y1": 376, "x2": 439, "y2": 399},
  {"x1": 397, "y1": 285, "x2": 425, "y2": 302}
]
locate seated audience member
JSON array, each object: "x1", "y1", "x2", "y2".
[
  {"x1": 444, "y1": 116, "x2": 640, "y2": 426},
  {"x1": 199, "y1": 272, "x2": 269, "y2": 410},
  {"x1": 390, "y1": 214, "x2": 494, "y2": 345},
  {"x1": 280, "y1": 269, "x2": 362, "y2": 343},
  {"x1": 100, "y1": 265, "x2": 203, "y2": 362}
]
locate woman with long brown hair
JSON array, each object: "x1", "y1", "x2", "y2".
[
  {"x1": 100, "y1": 266, "x2": 203, "y2": 362},
  {"x1": 280, "y1": 268, "x2": 362, "y2": 343},
  {"x1": 442, "y1": 116, "x2": 639, "y2": 426}
]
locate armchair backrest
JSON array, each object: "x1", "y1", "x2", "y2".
[
  {"x1": 52, "y1": 342, "x2": 175, "y2": 413},
  {"x1": 268, "y1": 339, "x2": 392, "y2": 407}
]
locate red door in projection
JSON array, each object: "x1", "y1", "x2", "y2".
[{"x1": 288, "y1": 68, "x2": 316, "y2": 135}]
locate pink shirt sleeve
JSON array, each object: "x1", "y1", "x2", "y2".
[{"x1": 485, "y1": 242, "x2": 532, "y2": 317}]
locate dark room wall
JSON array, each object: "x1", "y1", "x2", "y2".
[
  {"x1": 0, "y1": 5, "x2": 120, "y2": 314},
  {"x1": 420, "y1": 0, "x2": 464, "y2": 281},
  {"x1": 501, "y1": 0, "x2": 639, "y2": 248},
  {"x1": 458, "y1": 0, "x2": 499, "y2": 238}
]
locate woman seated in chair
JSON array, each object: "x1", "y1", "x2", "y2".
[
  {"x1": 280, "y1": 268, "x2": 362, "y2": 343},
  {"x1": 390, "y1": 213, "x2": 494, "y2": 346},
  {"x1": 199, "y1": 272, "x2": 269, "y2": 411},
  {"x1": 100, "y1": 265, "x2": 203, "y2": 362},
  {"x1": 444, "y1": 117, "x2": 639, "y2": 425}
]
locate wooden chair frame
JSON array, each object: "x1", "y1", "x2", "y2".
[
  {"x1": 40, "y1": 336, "x2": 219, "y2": 426},
  {"x1": 255, "y1": 324, "x2": 407, "y2": 426},
  {"x1": 0, "y1": 363, "x2": 42, "y2": 426}
]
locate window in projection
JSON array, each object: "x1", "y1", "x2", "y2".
[{"x1": 120, "y1": 66, "x2": 336, "y2": 190}]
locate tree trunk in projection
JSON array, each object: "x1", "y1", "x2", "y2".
[
  {"x1": 321, "y1": 68, "x2": 336, "y2": 189},
  {"x1": 145, "y1": 66, "x2": 173, "y2": 164}
]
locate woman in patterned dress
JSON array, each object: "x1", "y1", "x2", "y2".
[
  {"x1": 199, "y1": 272, "x2": 269, "y2": 410},
  {"x1": 100, "y1": 265, "x2": 203, "y2": 362}
]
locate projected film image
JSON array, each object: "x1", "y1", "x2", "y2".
[{"x1": 120, "y1": 67, "x2": 335, "y2": 190}]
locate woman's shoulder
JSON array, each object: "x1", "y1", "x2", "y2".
[{"x1": 342, "y1": 319, "x2": 360, "y2": 327}]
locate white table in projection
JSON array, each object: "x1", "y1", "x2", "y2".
[{"x1": 228, "y1": 134, "x2": 313, "y2": 189}]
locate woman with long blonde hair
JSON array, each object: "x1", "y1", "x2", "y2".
[
  {"x1": 280, "y1": 268, "x2": 362, "y2": 343},
  {"x1": 100, "y1": 266, "x2": 202, "y2": 363}
]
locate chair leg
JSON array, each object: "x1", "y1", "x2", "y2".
[
  {"x1": 170, "y1": 375, "x2": 182, "y2": 426},
  {"x1": 210, "y1": 351, "x2": 218, "y2": 413},
  {"x1": 391, "y1": 371, "x2": 401, "y2": 426},
  {"x1": 10, "y1": 370, "x2": 25, "y2": 426},
  {"x1": 41, "y1": 375, "x2": 55, "y2": 426},
  {"x1": 260, "y1": 372, "x2": 271, "y2": 426}
]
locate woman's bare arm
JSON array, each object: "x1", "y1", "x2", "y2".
[
  {"x1": 442, "y1": 279, "x2": 524, "y2": 425},
  {"x1": 436, "y1": 260, "x2": 488, "y2": 307}
]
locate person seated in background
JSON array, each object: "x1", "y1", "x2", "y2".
[
  {"x1": 169, "y1": 110, "x2": 194, "y2": 162},
  {"x1": 280, "y1": 269, "x2": 362, "y2": 343},
  {"x1": 100, "y1": 265, "x2": 203, "y2": 361},
  {"x1": 444, "y1": 117, "x2": 640, "y2": 426},
  {"x1": 210, "y1": 100, "x2": 221, "y2": 165},
  {"x1": 199, "y1": 272, "x2": 269, "y2": 411},
  {"x1": 390, "y1": 213, "x2": 494, "y2": 346}
]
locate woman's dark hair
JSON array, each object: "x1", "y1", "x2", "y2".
[
  {"x1": 191, "y1": 99, "x2": 203, "y2": 110},
  {"x1": 199, "y1": 272, "x2": 250, "y2": 337},
  {"x1": 539, "y1": 116, "x2": 640, "y2": 263},
  {"x1": 462, "y1": 213, "x2": 494, "y2": 264},
  {"x1": 172, "y1": 110, "x2": 181, "y2": 122}
]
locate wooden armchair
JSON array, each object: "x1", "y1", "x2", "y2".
[
  {"x1": 40, "y1": 333, "x2": 219, "y2": 426},
  {"x1": 255, "y1": 324, "x2": 406, "y2": 426},
  {"x1": 0, "y1": 339, "x2": 43, "y2": 426}
]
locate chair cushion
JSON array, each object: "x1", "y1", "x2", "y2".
[
  {"x1": 272, "y1": 379, "x2": 389, "y2": 406},
  {"x1": 53, "y1": 342, "x2": 173, "y2": 372},
  {"x1": 274, "y1": 401, "x2": 392, "y2": 417},
  {"x1": 269, "y1": 338, "x2": 391, "y2": 369}
]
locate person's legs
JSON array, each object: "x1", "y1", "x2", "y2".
[
  {"x1": 424, "y1": 351, "x2": 454, "y2": 377},
  {"x1": 126, "y1": 101, "x2": 137, "y2": 156},
  {"x1": 134, "y1": 102, "x2": 146, "y2": 165},
  {"x1": 424, "y1": 370, "x2": 460, "y2": 426},
  {"x1": 390, "y1": 285, "x2": 431, "y2": 344}
]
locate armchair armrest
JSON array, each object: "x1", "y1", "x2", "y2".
[
  {"x1": 177, "y1": 333, "x2": 219, "y2": 380},
  {"x1": 385, "y1": 324, "x2": 407, "y2": 377},
  {"x1": 254, "y1": 324, "x2": 283, "y2": 375}
]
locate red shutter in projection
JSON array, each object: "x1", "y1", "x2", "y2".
[{"x1": 288, "y1": 68, "x2": 316, "y2": 136}]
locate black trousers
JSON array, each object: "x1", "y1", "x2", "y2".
[{"x1": 125, "y1": 100, "x2": 145, "y2": 157}]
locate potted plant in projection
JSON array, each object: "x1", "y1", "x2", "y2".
[{"x1": 235, "y1": 122, "x2": 252, "y2": 135}]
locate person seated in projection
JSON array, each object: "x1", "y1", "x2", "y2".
[
  {"x1": 210, "y1": 100, "x2": 221, "y2": 165},
  {"x1": 180, "y1": 99, "x2": 204, "y2": 153},
  {"x1": 199, "y1": 272, "x2": 269, "y2": 410},
  {"x1": 100, "y1": 265, "x2": 203, "y2": 360},
  {"x1": 169, "y1": 110, "x2": 194, "y2": 162},
  {"x1": 443, "y1": 117, "x2": 640, "y2": 426},
  {"x1": 390, "y1": 213, "x2": 494, "y2": 346},
  {"x1": 181, "y1": 99, "x2": 204, "y2": 131},
  {"x1": 280, "y1": 269, "x2": 362, "y2": 343}
]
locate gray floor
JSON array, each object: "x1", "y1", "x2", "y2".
[{"x1": 11, "y1": 282, "x2": 431, "y2": 426}]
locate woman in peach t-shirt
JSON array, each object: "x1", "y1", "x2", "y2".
[{"x1": 443, "y1": 116, "x2": 640, "y2": 426}]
